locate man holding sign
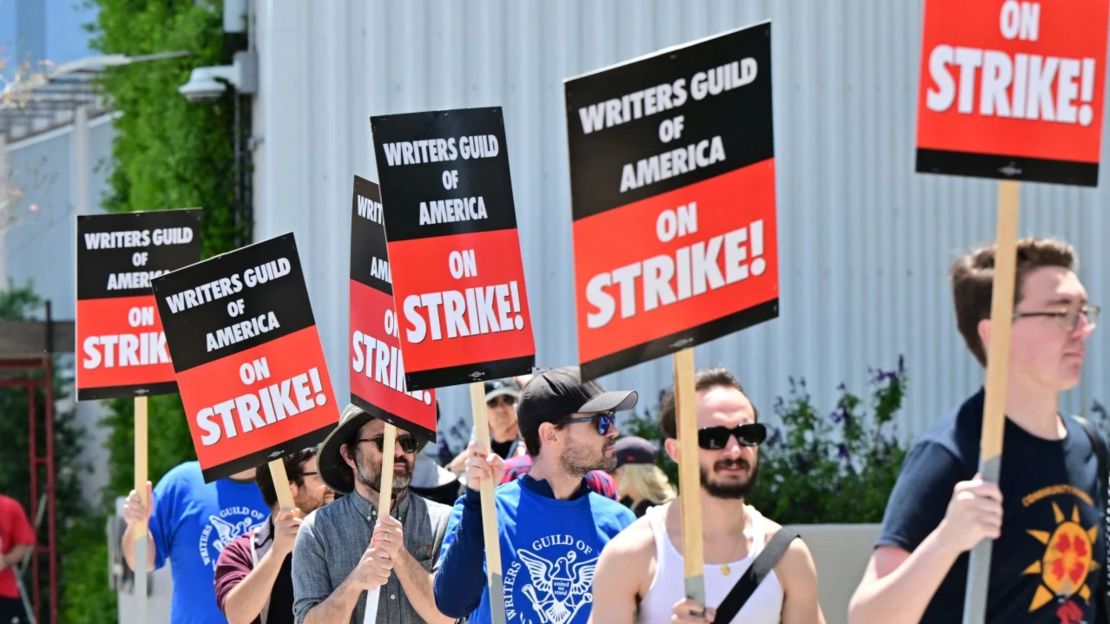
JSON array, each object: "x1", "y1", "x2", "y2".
[
  {"x1": 849, "y1": 238, "x2": 1105, "y2": 623},
  {"x1": 591, "y1": 367, "x2": 824, "y2": 624},
  {"x1": 433, "y1": 367, "x2": 637, "y2": 624},
  {"x1": 122, "y1": 463, "x2": 268, "y2": 624},
  {"x1": 214, "y1": 447, "x2": 333, "y2": 624},
  {"x1": 292, "y1": 404, "x2": 453, "y2": 624}
]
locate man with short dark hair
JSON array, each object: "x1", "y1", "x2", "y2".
[
  {"x1": 292, "y1": 405, "x2": 453, "y2": 623},
  {"x1": 433, "y1": 366, "x2": 638, "y2": 624},
  {"x1": 591, "y1": 367, "x2": 824, "y2": 623},
  {"x1": 850, "y1": 237, "x2": 1106, "y2": 623},
  {"x1": 214, "y1": 448, "x2": 333, "y2": 624}
]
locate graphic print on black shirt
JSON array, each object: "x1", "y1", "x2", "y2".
[{"x1": 877, "y1": 389, "x2": 1105, "y2": 624}]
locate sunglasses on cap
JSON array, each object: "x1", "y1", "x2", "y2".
[
  {"x1": 697, "y1": 423, "x2": 767, "y2": 450},
  {"x1": 358, "y1": 435, "x2": 421, "y2": 454},
  {"x1": 560, "y1": 410, "x2": 616, "y2": 436}
]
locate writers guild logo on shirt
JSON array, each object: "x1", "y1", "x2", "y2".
[
  {"x1": 198, "y1": 506, "x2": 266, "y2": 568},
  {"x1": 1021, "y1": 499, "x2": 1097, "y2": 623},
  {"x1": 503, "y1": 534, "x2": 598, "y2": 624}
]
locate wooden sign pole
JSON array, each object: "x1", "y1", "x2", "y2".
[
  {"x1": 963, "y1": 180, "x2": 1020, "y2": 624},
  {"x1": 358, "y1": 423, "x2": 397, "y2": 624},
  {"x1": 133, "y1": 396, "x2": 148, "y2": 622},
  {"x1": 267, "y1": 456, "x2": 296, "y2": 512},
  {"x1": 674, "y1": 348, "x2": 706, "y2": 606},
  {"x1": 470, "y1": 382, "x2": 507, "y2": 624}
]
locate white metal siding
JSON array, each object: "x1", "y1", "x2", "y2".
[{"x1": 252, "y1": 0, "x2": 1110, "y2": 451}]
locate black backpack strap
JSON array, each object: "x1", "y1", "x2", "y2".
[
  {"x1": 1074, "y1": 415, "x2": 1109, "y2": 624},
  {"x1": 714, "y1": 528, "x2": 800, "y2": 623}
]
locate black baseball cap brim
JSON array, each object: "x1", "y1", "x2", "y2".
[{"x1": 578, "y1": 390, "x2": 638, "y2": 414}]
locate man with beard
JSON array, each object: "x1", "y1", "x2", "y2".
[
  {"x1": 590, "y1": 367, "x2": 824, "y2": 624},
  {"x1": 292, "y1": 405, "x2": 454, "y2": 623},
  {"x1": 433, "y1": 366, "x2": 638, "y2": 624},
  {"x1": 215, "y1": 447, "x2": 334, "y2": 624}
]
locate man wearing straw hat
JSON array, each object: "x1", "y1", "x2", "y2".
[
  {"x1": 590, "y1": 366, "x2": 824, "y2": 624},
  {"x1": 849, "y1": 238, "x2": 1106, "y2": 623},
  {"x1": 433, "y1": 365, "x2": 638, "y2": 624},
  {"x1": 291, "y1": 404, "x2": 454, "y2": 623}
]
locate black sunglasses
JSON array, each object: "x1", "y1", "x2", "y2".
[
  {"x1": 697, "y1": 423, "x2": 767, "y2": 450},
  {"x1": 487, "y1": 395, "x2": 517, "y2": 408},
  {"x1": 357, "y1": 436, "x2": 420, "y2": 454},
  {"x1": 560, "y1": 410, "x2": 616, "y2": 436}
]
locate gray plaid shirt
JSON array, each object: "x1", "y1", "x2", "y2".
[{"x1": 292, "y1": 488, "x2": 453, "y2": 623}]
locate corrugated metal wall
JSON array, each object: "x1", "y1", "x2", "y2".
[{"x1": 252, "y1": 0, "x2": 1110, "y2": 452}]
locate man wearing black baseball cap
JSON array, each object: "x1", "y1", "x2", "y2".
[{"x1": 433, "y1": 366, "x2": 639, "y2": 624}]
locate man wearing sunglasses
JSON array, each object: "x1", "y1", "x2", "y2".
[
  {"x1": 447, "y1": 378, "x2": 526, "y2": 474},
  {"x1": 215, "y1": 447, "x2": 333, "y2": 624},
  {"x1": 433, "y1": 366, "x2": 639, "y2": 624},
  {"x1": 850, "y1": 238, "x2": 1106, "y2": 624},
  {"x1": 591, "y1": 367, "x2": 824, "y2": 624},
  {"x1": 292, "y1": 404, "x2": 454, "y2": 623}
]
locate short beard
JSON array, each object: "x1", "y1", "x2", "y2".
[
  {"x1": 354, "y1": 446, "x2": 412, "y2": 493},
  {"x1": 559, "y1": 440, "x2": 616, "y2": 476},
  {"x1": 700, "y1": 457, "x2": 758, "y2": 500}
]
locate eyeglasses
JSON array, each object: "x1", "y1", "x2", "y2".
[
  {"x1": 487, "y1": 395, "x2": 517, "y2": 408},
  {"x1": 697, "y1": 423, "x2": 767, "y2": 450},
  {"x1": 1013, "y1": 304, "x2": 1100, "y2": 333},
  {"x1": 357, "y1": 436, "x2": 420, "y2": 454},
  {"x1": 560, "y1": 410, "x2": 616, "y2": 436}
]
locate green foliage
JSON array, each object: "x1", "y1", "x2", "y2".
[
  {"x1": 0, "y1": 281, "x2": 87, "y2": 623},
  {"x1": 60, "y1": 1, "x2": 244, "y2": 621},
  {"x1": 751, "y1": 359, "x2": 909, "y2": 524}
]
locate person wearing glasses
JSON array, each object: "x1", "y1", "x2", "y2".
[
  {"x1": 850, "y1": 238, "x2": 1105, "y2": 624},
  {"x1": 214, "y1": 448, "x2": 333, "y2": 624},
  {"x1": 433, "y1": 366, "x2": 638, "y2": 624},
  {"x1": 590, "y1": 367, "x2": 825, "y2": 624},
  {"x1": 447, "y1": 378, "x2": 526, "y2": 474},
  {"x1": 292, "y1": 404, "x2": 454, "y2": 624}
]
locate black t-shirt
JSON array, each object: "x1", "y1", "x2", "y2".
[
  {"x1": 878, "y1": 389, "x2": 1106, "y2": 623},
  {"x1": 491, "y1": 438, "x2": 515, "y2": 460}
]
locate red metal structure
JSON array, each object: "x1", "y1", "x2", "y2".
[{"x1": 0, "y1": 303, "x2": 70, "y2": 624}]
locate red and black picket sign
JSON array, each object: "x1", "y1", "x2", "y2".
[
  {"x1": 151, "y1": 233, "x2": 338, "y2": 482},
  {"x1": 76, "y1": 209, "x2": 201, "y2": 400},
  {"x1": 350, "y1": 176, "x2": 437, "y2": 440},
  {"x1": 370, "y1": 107, "x2": 536, "y2": 390},
  {"x1": 916, "y1": 0, "x2": 1110, "y2": 185},
  {"x1": 565, "y1": 22, "x2": 779, "y2": 380}
]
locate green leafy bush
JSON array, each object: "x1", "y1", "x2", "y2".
[{"x1": 752, "y1": 359, "x2": 908, "y2": 524}]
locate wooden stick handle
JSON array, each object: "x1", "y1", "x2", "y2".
[
  {"x1": 674, "y1": 348, "x2": 706, "y2": 605},
  {"x1": 133, "y1": 396, "x2": 148, "y2": 619},
  {"x1": 378, "y1": 424, "x2": 397, "y2": 518},
  {"x1": 134, "y1": 395, "x2": 148, "y2": 539},
  {"x1": 963, "y1": 179, "x2": 1020, "y2": 624},
  {"x1": 470, "y1": 381, "x2": 507, "y2": 624},
  {"x1": 268, "y1": 457, "x2": 296, "y2": 511}
]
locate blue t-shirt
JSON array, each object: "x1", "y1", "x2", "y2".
[
  {"x1": 150, "y1": 461, "x2": 268, "y2": 624},
  {"x1": 434, "y1": 475, "x2": 635, "y2": 624},
  {"x1": 878, "y1": 389, "x2": 1107, "y2": 623}
]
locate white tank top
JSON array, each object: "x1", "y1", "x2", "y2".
[{"x1": 636, "y1": 504, "x2": 785, "y2": 624}]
